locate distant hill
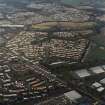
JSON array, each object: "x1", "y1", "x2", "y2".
[
  {"x1": 61, "y1": 0, "x2": 84, "y2": 5},
  {"x1": 0, "y1": 0, "x2": 105, "y2": 8},
  {"x1": 61, "y1": 0, "x2": 105, "y2": 7}
]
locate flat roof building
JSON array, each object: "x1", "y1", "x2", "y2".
[
  {"x1": 89, "y1": 66, "x2": 105, "y2": 74},
  {"x1": 100, "y1": 78, "x2": 105, "y2": 84},
  {"x1": 75, "y1": 69, "x2": 91, "y2": 78},
  {"x1": 64, "y1": 90, "x2": 82, "y2": 101}
]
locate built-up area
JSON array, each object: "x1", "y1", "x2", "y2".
[{"x1": 0, "y1": 0, "x2": 104, "y2": 105}]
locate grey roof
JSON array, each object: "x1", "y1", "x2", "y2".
[
  {"x1": 64, "y1": 90, "x2": 82, "y2": 101},
  {"x1": 92, "y1": 82, "x2": 102, "y2": 88},
  {"x1": 89, "y1": 66, "x2": 105, "y2": 74},
  {"x1": 75, "y1": 69, "x2": 91, "y2": 78},
  {"x1": 100, "y1": 78, "x2": 105, "y2": 84}
]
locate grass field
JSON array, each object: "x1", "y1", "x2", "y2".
[
  {"x1": 86, "y1": 33, "x2": 105, "y2": 62},
  {"x1": 87, "y1": 46, "x2": 105, "y2": 61}
]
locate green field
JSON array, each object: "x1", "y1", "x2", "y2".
[
  {"x1": 87, "y1": 46, "x2": 105, "y2": 61},
  {"x1": 86, "y1": 33, "x2": 105, "y2": 62}
]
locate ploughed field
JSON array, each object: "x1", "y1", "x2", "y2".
[{"x1": 31, "y1": 21, "x2": 98, "y2": 31}]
